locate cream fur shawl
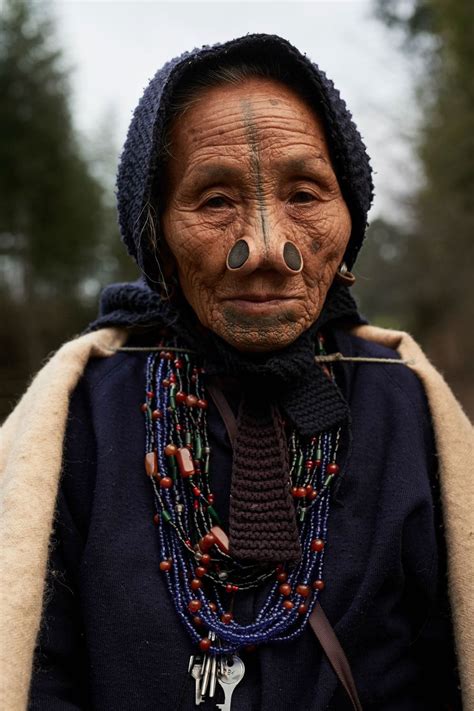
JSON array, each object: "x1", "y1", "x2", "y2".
[{"x1": 1, "y1": 326, "x2": 473, "y2": 710}]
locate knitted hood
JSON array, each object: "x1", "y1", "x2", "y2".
[{"x1": 116, "y1": 33, "x2": 373, "y2": 285}]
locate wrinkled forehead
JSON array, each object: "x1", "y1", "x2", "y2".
[
  {"x1": 176, "y1": 78, "x2": 326, "y2": 141},
  {"x1": 166, "y1": 77, "x2": 335, "y2": 184}
]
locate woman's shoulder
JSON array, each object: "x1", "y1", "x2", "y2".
[
  {"x1": 50, "y1": 327, "x2": 140, "y2": 399},
  {"x1": 333, "y1": 325, "x2": 430, "y2": 414},
  {"x1": 70, "y1": 347, "x2": 148, "y2": 424},
  {"x1": 330, "y1": 325, "x2": 440, "y2": 465}
]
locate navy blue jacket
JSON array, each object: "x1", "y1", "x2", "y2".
[{"x1": 28, "y1": 328, "x2": 460, "y2": 710}]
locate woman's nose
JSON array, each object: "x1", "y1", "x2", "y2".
[{"x1": 226, "y1": 237, "x2": 303, "y2": 276}]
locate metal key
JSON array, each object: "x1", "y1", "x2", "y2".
[
  {"x1": 209, "y1": 655, "x2": 218, "y2": 698},
  {"x1": 189, "y1": 655, "x2": 204, "y2": 705},
  {"x1": 216, "y1": 655, "x2": 245, "y2": 711},
  {"x1": 200, "y1": 631, "x2": 217, "y2": 698}
]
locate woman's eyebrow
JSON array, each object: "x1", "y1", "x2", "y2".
[
  {"x1": 183, "y1": 155, "x2": 331, "y2": 188},
  {"x1": 187, "y1": 163, "x2": 243, "y2": 184},
  {"x1": 274, "y1": 154, "x2": 330, "y2": 174}
]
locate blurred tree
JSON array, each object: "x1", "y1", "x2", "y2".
[
  {"x1": 0, "y1": 0, "x2": 105, "y2": 291},
  {"x1": 84, "y1": 105, "x2": 139, "y2": 294},
  {"x1": 363, "y1": 0, "x2": 474, "y2": 415},
  {"x1": 354, "y1": 217, "x2": 411, "y2": 329},
  {"x1": 0, "y1": 0, "x2": 136, "y2": 418}
]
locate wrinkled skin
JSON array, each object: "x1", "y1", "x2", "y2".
[{"x1": 162, "y1": 77, "x2": 352, "y2": 352}]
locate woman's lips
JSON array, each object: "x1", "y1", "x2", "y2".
[{"x1": 223, "y1": 295, "x2": 299, "y2": 314}]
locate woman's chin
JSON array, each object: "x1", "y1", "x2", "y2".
[{"x1": 212, "y1": 317, "x2": 308, "y2": 353}]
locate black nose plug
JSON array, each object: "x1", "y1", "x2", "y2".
[
  {"x1": 283, "y1": 242, "x2": 303, "y2": 272},
  {"x1": 226, "y1": 239, "x2": 250, "y2": 270},
  {"x1": 225, "y1": 239, "x2": 303, "y2": 272}
]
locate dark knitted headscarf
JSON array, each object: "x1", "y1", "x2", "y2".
[
  {"x1": 117, "y1": 34, "x2": 373, "y2": 275},
  {"x1": 95, "y1": 34, "x2": 374, "y2": 564}
]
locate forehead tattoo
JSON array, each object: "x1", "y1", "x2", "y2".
[
  {"x1": 225, "y1": 98, "x2": 303, "y2": 275},
  {"x1": 241, "y1": 100, "x2": 269, "y2": 247}
]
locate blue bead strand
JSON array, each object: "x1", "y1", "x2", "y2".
[{"x1": 143, "y1": 337, "x2": 343, "y2": 654}]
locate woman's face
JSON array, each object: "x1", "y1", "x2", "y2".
[{"x1": 162, "y1": 77, "x2": 352, "y2": 352}]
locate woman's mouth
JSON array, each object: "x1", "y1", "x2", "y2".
[{"x1": 224, "y1": 294, "x2": 299, "y2": 314}]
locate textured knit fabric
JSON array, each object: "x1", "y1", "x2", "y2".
[
  {"x1": 115, "y1": 34, "x2": 373, "y2": 276},
  {"x1": 230, "y1": 396, "x2": 301, "y2": 563},
  {"x1": 0, "y1": 326, "x2": 467, "y2": 710}
]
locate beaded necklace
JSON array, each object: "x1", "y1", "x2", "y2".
[{"x1": 142, "y1": 334, "x2": 342, "y2": 657}]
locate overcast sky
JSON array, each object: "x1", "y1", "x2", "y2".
[{"x1": 50, "y1": 0, "x2": 421, "y2": 222}]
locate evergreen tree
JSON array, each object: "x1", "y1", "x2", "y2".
[
  {"x1": 0, "y1": 0, "x2": 106, "y2": 417},
  {"x1": 0, "y1": 0, "x2": 104, "y2": 293},
  {"x1": 370, "y1": 0, "x2": 474, "y2": 414}
]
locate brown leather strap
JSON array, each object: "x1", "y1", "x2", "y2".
[
  {"x1": 309, "y1": 603, "x2": 363, "y2": 710},
  {"x1": 207, "y1": 384, "x2": 363, "y2": 710},
  {"x1": 207, "y1": 381, "x2": 238, "y2": 445}
]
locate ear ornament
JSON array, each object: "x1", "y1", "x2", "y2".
[{"x1": 335, "y1": 262, "x2": 356, "y2": 287}]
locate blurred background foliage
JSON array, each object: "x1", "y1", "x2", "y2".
[
  {"x1": 0, "y1": 0, "x2": 138, "y2": 418},
  {"x1": 356, "y1": 0, "x2": 474, "y2": 416},
  {"x1": 0, "y1": 0, "x2": 472, "y2": 420}
]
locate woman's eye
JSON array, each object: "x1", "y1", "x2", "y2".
[
  {"x1": 290, "y1": 191, "x2": 318, "y2": 204},
  {"x1": 204, "y1": 196, "x2": 231, "y2": 209}
]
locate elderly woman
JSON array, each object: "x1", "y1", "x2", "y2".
[{"x1": 1, "y1": 34, "x2": 472, "y2": 711}]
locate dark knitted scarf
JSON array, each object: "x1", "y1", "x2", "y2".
[{"x1": 89, "y1": 279, "x2": 363, "y2": 564}]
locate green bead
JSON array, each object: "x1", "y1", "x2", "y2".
[
  {"x1": 185, "y1": 431, "x2": 192, "y2": 447},
  {"x1": 299, "y1": 508, "x2": 307, "y2": 522},
  {"x1": 168, "y1": 458, "x2": 178, "y2": 480},
  {"x1": 295, "y1": 453, "x2": 304, "y2": 477},
  {"x1": 323, "y1": 474, "x2": 334, "y2": 488},
  {"x1": 207, "y1": 506, "x2": 221, "y2": 524},
  {"x1": 170, "y1": 384, "x2": 177, "y2": 407},
  {"x1": 161, "y1": 509, "x2": 172, "y2": 523},
  {"x1": 194, "y1": 433, "x2": 202, "y2": 460}
]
